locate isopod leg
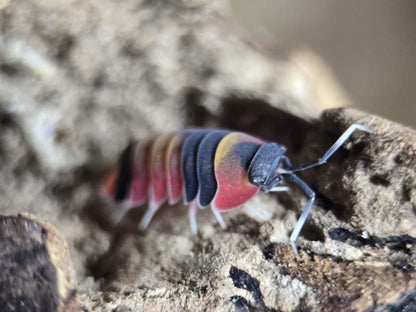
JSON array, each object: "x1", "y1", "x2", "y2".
[
  {"x1": 270, "y1": 186, "x2": 289, "y2": 192},
  {"x1": 113, "y1": 202, "x2": 134, "y2": 225},
  {"x1": 211, "y1": 206, "x2": 227, "y2": 230},
  {"x1": 189, "y1": 200, "x2": 198, "y2": 234},
  {"x1": 189, "y1": 202, "x2": 227, "y2": 234},
  {"x1": 282, "y1": 173, "x2": 315, "y2": 258},
  {"x1": 138, "y1": 201, "x2": 160, "y2": 231}
]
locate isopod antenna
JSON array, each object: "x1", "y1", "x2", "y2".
[{"x1": 290, "y1": 123, "x2": 373, "y2": 172}]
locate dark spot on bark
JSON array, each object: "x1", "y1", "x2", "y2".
[
  {"x1": 183, "y1": 87, "x2": 214, "y2": 126},
  {"x1": 300, "y1": 222, "x2": 325, "y2": 242},
  {"x1": 262, "y1": 243, "x2": 277, "y2": 260},
  {"x1": 229, "y1": 266, "x2": 281, "y2": 312},
  {"x1": 316, "y1": 193, "x2": 353, "y2": 222},
  {"x1": 328, "y1": 227, "x2": 416, "y2": 255},
  {"x1": 370, "y1": 174, "x2": 391, "y2": 187},
  {"x1": 229, "y1": 266, "x2": 264, "y2": 307},
  {"x1": 401, "y1": 184, "x2": 412, "y2": 203}
]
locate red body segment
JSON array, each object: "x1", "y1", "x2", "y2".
[
  {"x1": 213, "y1": 132, "x2": 264, "y2": 210},
  {"x1": 101, "y1": 163, "x2": 119, "y2": 200},
  {"x1": 166, "y1": 131, "x2": 196, "y2": 204}
]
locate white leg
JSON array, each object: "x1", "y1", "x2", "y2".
[
  {"x1": 211, "y1": 206, "x2": 227, "y2": 229},
  {"x1": 283, "y1": 173, "x2": 316, "y2": 258},
  {"x1": 138, "y1": 201, "x2": 160, "y2": 231},
  {"x1": 189, "y1": 200, "x2": 198, "y2": 234},
  {"x1": 270, "y1": 186, "x2": 289, "y2": 192},
  {"x1": 111, "y1": 202, "x2": 133, "y2": 224}
]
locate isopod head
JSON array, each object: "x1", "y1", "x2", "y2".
[{"x1": 248, "y1": 142, "x2": 287, "y2": 193}]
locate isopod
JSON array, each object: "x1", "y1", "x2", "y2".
[{"x1": 101, "y1": 124, "x2": 372, "y2": 256}]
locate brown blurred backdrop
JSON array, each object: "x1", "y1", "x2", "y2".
[{"x1": 231, "y1": 1, "x2": 416, "y2": 128}]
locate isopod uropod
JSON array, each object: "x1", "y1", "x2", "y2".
[{"x1": 101, "y1": 124, "x2": 372, "y2": 257}]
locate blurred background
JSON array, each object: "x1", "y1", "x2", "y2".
[{"x1": 230, "y1": 0, "x2": 416, "y2": 128}]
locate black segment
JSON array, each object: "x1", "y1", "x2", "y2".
[
  {"x1": 114, "y1": 142, "x2": 134, "y2": 202},
  {"x1": 233, "y1": 141, "x2": 262, "y2": 170},
  {"x1": 197, "y1": 130, "x2": 230, "y2": 207},
  {"x1": 182, "y1": 130, "x2": 212, "y2": 203}
]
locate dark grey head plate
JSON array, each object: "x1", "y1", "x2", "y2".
[{"x1": 248, "y1": 142, "x2": 286, "y2": 193}]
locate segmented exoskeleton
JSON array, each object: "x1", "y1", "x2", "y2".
[{"x1": 102, "y1": 124, "x2": 372, "y2": 256}]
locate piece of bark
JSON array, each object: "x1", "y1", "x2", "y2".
[
  {"x1": 89, "y1": 107, "x2": 415, "y2": 312},
  {"x1": 0, "y1": 214, "x2": 81, "y2": 312}
]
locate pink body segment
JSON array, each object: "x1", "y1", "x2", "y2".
[
  {"x1": 165, "y1": 134, "x2": 185, "y2": 205},
  {"x1": 213, "y1": 132, "x2": 264, "y2": 211},
  {"x1": 128, "y1": 140, "x2": 151, "y2": 207},
  {"x1": 149, "y1": 134, "x2": 175, "y2": 208}
]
